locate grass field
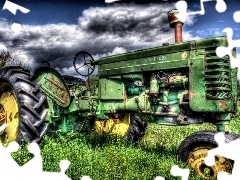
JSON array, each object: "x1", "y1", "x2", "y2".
[{"x1": 12, "y1": 118, "x2": 240, "y2": 180}]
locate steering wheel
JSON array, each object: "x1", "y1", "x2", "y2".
[{"x1": 73, "y1": 51, "x2": 95, "y2": 77}]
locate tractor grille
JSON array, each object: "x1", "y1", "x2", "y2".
[{"x1": 204, "y1": 48, "x2": 231, "y2": 100}]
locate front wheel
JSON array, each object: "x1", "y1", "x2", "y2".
[
  {"x1": 177, "y1": 130, "x2": 239, "y2": 179},
  {"x1": 95, "y1": 113, "x2": 148, "y2": 142}
]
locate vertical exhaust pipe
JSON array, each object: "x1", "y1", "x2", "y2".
[{"x1": 168, "y1": 9, "x2": 184, "y2": 43}]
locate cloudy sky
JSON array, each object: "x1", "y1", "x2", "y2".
[{"x1": 0, "y1": 0, "x2": 240, "y2": 78}]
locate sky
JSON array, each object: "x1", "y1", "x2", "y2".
[{"x1": 0, "y1": 0, "x2": 240, "y2": 79}]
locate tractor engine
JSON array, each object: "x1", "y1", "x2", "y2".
[
  {"x1": 94, "y1": 69, "x2": 202, "y2": 126},
  {"x1": 133, "y1": 70, "x2": 191, "y2": 125},
  {"x1": 90, "y1": 34, "x2": 238, "y2": 132}
]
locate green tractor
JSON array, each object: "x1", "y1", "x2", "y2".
[{"x1": 0, "y1": 9, "x2": 239, "y2": 179}]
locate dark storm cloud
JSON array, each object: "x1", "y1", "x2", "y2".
[
  {"x1": 77, "y1": 3, "x2": 196, "y2": 53},
  {"x1": 0, "y1": 3, "x2": 198, "y2": 77},
  {"x1": 79, "y1": 3, "x2": 174, "y2": 37}
]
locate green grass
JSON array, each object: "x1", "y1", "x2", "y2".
[{"x1": 11, "y1": 119, "x2": 240, "y2": 180}]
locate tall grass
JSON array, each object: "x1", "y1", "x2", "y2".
[{"x1": 11, "y1": 118, "x2": 240, "y2": 180}]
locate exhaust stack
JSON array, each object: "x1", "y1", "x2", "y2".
[{"x1": 168, "y1": 9, "x2": 184, "y2": 43}]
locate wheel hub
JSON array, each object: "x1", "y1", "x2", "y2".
[
  {"x1": 187, "y1": 146, "x2": 232, "y2": 179},
  {"x1": 0, "y1": 83, "x2": 19, "y2": 144}
]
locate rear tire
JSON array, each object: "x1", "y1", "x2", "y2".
[
  {"x1": 0, "y1": 66, "x2": 48, "y2": 144},
  {"x1": 177, "y1": 130, "x2": 239, "y2": 179},
  {"x1": 95, "y1": 113, "x2": 148, "y2": 142},
  {"x1": 125, "y1": 113, "x2": 148, "y2": 142}
]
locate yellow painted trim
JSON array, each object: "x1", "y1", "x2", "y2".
[{"x1": 95, "y1": 113, "x2": 130, "y2": 137}]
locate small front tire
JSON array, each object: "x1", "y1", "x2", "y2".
[{"x1": 177, "y1": 130, "x2": 239, "y2": 179}]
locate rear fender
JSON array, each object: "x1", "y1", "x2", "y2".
[{"x1": 33, "y1": 67, "x2": 71, "y2": 108}]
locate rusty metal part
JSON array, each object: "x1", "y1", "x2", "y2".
[
  {"x1": 34, "y1": 67, "x2": 71, "y2": 107},
  {"x1": 46, "y1": 75, "x2": 65, "y2": 89},
  {"x1": 218, "y1": 101, "x2": 227, "y2": 111},
  {"x1": 85, "y1": 77, "x2": 94, "y2": 88},
  {"x1": 187, "y1": 146, "x2": 232, "y2": 179},
  {"x1": 160, "y1": 77, "x2": 169, "y2": 84},
  {"x1": 122, "y1": 90, "x2": 127, "y2": 101},
  {"x1": 177, "y1": 114, "x2": 188, "y2": 124},
  {"x1": 134, "y1": 97, "x2": 142, "y2": 113},
  {"x1": 189, "y1": 91, "x2": 197, "y2": 101},
  {"x1": 168, "y1": 9, "x2": 184, "y2": 43},
  {"x1": 168, "y1": 75, "x2": 188, "y2": 87},
  {"x1": 174, "y1": 22, "x2": 183, "y2": 43}
]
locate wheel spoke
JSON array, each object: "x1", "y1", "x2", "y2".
[
  {"x1": 86, "y1": 64, "x2": 94, "y2": 71},
  {"x1": 77, "y1": 64, "x2": 84, "y2": 70}
]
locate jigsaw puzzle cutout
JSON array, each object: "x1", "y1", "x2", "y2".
[
  {"x1": 154, "y1": 176, "x2": 165, "y2": 180},
  {"x1": 11, "y1": 23, "x2": 23, "y2": 33},
  {"x1": 0, "y1": 139, "x2": 89, "y2": 180},
  {"x1": 154, "y1": 165, "x2": 190, "y2": 180},
  {"x1": 233, "y1": 11, "x2": 240, "y2": 23},
  {"x1": 0, "y1": 141, "x2": 72, "y2": 180},
  {"x1": 0, "y1": 123, "x2": 8, "y2": 133},
  {"x1": 176, "y1": 0, "x2": 227, "y2": 23},
  {"x1": 215, "y1": 27, "x2": 240, "y2": 70},
  {"x1": 2, "y1": 0, "x2": 29, "y2": 33},
  {"x1": 170, "y1": 165, "x2": 190, "y2": 180},
  {"x1": 0, "y1": 139, "x2": 191, "y2": 180},
  {"x1": 2, "y1": 0, "x2": 30, "y2": 15},
  {"x1": 0, "y1": 122, "x2": 90, "y2": 179},
  {"x1": 205, "y1": 132, "x2": 240, "y2": 180}
]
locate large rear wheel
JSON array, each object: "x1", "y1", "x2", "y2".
[
  {"x1": 177, "y1": 130, "x2": 239, "y2": 179},
  {"x1": 0, "y1": 66, "x2": 48, "y2": 144},
  {"x1": 95, "y1": 113, "x2": 148, "y2": 142}
]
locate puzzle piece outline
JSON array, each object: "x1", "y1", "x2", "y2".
[
  {"x1": 2, "y1": 0, "x2": 30, "y2": 15},
  {"x1": 205, "y1": 132, "x2": 240, "y2": 180},
  {"x1": 0, "y1": 141, "x2": 72, "y2": 180},
  {"x1": 154, "y1": 165, "x2": 190, "y2": 180},
  {"x1": 215, "y1": 27, "x2": 240, "y2": 78},
  {"x1": 233, "y1": 11, "x2": 240, "y2": 23},
  {"x1": 176, "y1": 0, "x2": 227, "y2": 23}
]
